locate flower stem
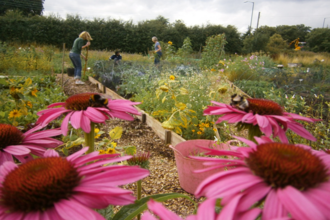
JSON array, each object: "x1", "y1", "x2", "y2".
[
  {"x1": 137, "y1": 180, "x2": 142, "y2": 220},
  {"x1": 84, "y1": 122, "x2": 95, "y2": 154}
]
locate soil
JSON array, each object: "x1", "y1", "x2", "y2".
[{"x1": 57, "y1": 74, "x2": 199, "y2": 218}]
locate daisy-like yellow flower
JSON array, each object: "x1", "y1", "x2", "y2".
[
  {"x1": 192, "y1": 130, "x2": 195, "y2": 132},
  {"x1": 9, "y1": 110, "x2": 22, "y2": 119},
  {"x1": 94, "y1": 128, "x2": 101, "y2": 139},
  {"x1": 31, "y1": 88, "x2": 38, "y2": 97},
  {"x1": 26, "y1": 101, "x2": 33, "y2": 108},
  {"x1": 197, "y1": 131, "x2": 202, "y2": 135},
  {"x1": 170, "y1": 75, "x2": 175, "y2": 80},
  {"x1": 205, "y1": 123, "x2": 210, "y2": 128},
  {"x1": 213, "y1": 128, "x2": 217, "y2": 132},
  {"x1": 211, "y1": 68, "x2": 216, "y2": 72},
  {"x1": 168, "y1": 41, "x2": 173, "y2": 45},
  {"x1": 99, "y1": 149, "x2": 106, "y2": 154},
  {"x1": 200, "y1": 128, "x2": 205, "y2": 132},
  {"x1": 106, "y1": 147, "x2": 116, "y2": 154}
]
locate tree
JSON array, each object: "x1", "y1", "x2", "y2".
[
  {"x1": 306, "y1": 28, "x2": 330, "y2": 52},
  {"x1": 266, "y1": 34, "x2": 288, "y2": 54},
  {"x1": 0, "y1": 0, "x2": 44, "y2": 16}
]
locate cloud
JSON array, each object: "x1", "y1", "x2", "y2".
[{"x1": 43, "y1": 0, "x2": 330, "y2": 33}]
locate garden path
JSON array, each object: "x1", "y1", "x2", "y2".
[{"x1": 57, "y1": 74, "x2": 198, "y2": 217}]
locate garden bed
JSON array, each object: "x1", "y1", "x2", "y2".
[{"x1": 57, "y1": 74, "x2": 198, "y2": 217}]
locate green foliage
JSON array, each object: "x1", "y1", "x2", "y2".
[
  {"x1": 177, "y1": 37, "x2": 193, "y2": 58},
  {"x1": 0, "y1": 0, "x2": 44, "y2": 16},
  {"x1": 200, "y1": 34, "x2": 227, "y2": 69},
  {"x1": 266, "y1": 34, "x2": 288, "y2": 54},
  {"x1": 234, "y1": 80, "x2": 275, "y2": 98},
  {"x1": 306, "y1": 28, "x2": 330, "y2": 53},
  {"x1": 224, "y1": 53, "x2": 276, "y2": 81},
  {"x1": 0, "y1": 75, "x2": 66, "y2": 128}
]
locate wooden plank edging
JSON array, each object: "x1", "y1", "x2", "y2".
[{"x1": 88, "y1": 76, "x2": 186, "y2": 146}]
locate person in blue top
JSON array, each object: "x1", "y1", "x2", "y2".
[
  {"x1": 69, "y1": 31, "x2": 92, "y2": 85},
  {"x1": 152, "y1": 36, "x2": 162, "y2": 65},
  {"x1": 109, "y1": 51, "x2": 122, "y2": 64}
]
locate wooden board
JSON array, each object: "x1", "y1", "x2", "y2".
[{"x1": 88, "y1": 76, "x2": 186, "y2": 146}]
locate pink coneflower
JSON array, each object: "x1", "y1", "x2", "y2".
[
  {"x1": 0, "y1": 147, "x2": 149, "y2": 219},
  {"x1": 0, "y1": 124, "x2": 62, "y2": 165},
  {"x1": 204, "y1": 98, "x2": 319, "y2": 142},
  {"x1": 192, "y1": 136, "x2": 330, "y2": 220},
  {"x1": 37, "y1": 93, "x2": 141, "y2": 135},
  {"x1": 142, "y1": 198, "x2": 246, "y2": 220}
]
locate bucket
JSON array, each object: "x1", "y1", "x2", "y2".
[
  {"x1": 67, "y1": 68, "x2": 75, "y2": 77},
  {"x1": 170, "y1": 139, "x2": 235, "y2": 194}
]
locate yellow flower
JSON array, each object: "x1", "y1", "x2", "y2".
[
  {"x1": 99, "y1": 150, "x2": 106, "y2": 155},
  {"x1": 219, "y1": 60, "x2": 225, "y2": 66},
  {"x1": 217, "y1": 86, "x2": 228, "y2": 94},
  {"x1": 111, "y1": 142, "x2": 117, "y2": 147},
  {"x1": 192, "y1": 130, "x2": 195, "y2": 132},
  {"x1": 165, "y1": 83, "x2": 168, "y2": 85},
  {"x1": 160, "y1": 85, "x2": 169, "y2": 92},
  {"x1": 211, "y1": 68, "x2": 216, "y2": 72},
  {"x1": 205, "y1": 124, "x2": 209, "y2": 128},
  {"x1": 106, "y1": 147, "x2": 116, "y2": 154},
  {"x1": 31, "y1": 88, "x2": 38, "y2": 97},
  {"x1": 168, "y1": 41, "x2": 173, "y2": 45},
  {"x1": 197, "y1": 131, "x2": 202, "y2": 135},
  {"x1": 170, "y1": 75, "x2": 175, "y2": 80},
  {"x1": 26, "y1": 101, "x2": 33, "y2": 108},
  {"x1": 213, "y1": 128, "x2": 217, "y2": 132},
  {"x1": 9, "y1": 110, "x2": 22, "y2": 119},
  {"x1": 200, "y1": 128, "x2": 205, "y2": 132},
  {"x1": 94, "y1": 128, "x2": 101, "y2": 139}
]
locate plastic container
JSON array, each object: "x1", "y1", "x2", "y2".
[
  {"x1": 170, "y1": 139, "x2": 234, "y2": 194},
  {"x1": 67, "y1": 68, "x2": 75, "y2": 77}
]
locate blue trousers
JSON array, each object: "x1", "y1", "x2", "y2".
[
  {"x1": 69, "y1": 52, "x2": 82, "y2": 79},
  {"x1": 154, "y1": 51, "x2": 162, "y2": 64}
]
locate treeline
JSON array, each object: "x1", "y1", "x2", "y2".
[
  {"x1": 242, "y1": 24, "x2": 330, "y2": 53},
  {"x1": 0, "y1": 10, "x2": 329, "y2": 54},
  {"x1": 0, "y1": 11, "x2": 242, "y2": 54}
]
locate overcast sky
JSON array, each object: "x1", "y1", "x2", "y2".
[{"x1": 44, "y1": 0, "x2": 330, "y2": 33}]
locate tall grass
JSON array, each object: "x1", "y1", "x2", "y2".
[{"x1": 275, "y1": 51, "x2": 330, "y2": 67}]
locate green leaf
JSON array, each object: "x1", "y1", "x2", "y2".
[
  {"x1": 112, "y1": 193, "x2": 195, "y2": 220},
  {"x1": 97, "y1": 205, "x2": 114, "y2": 219},
  {"x1": 109, "y1": 126, "x2": 123, "y2": 140}
]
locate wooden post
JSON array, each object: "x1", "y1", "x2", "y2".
[
  {"x1": 142, "y1": 114, "x2": 146, "y2": 123},
  {"x1": 165, "y1": 130, "x2": 171, "y2": 144},
  {"x1": 61, "y1": 43, "x2": 65, "y2": 89},
  {"x1": 102, "y1": 84, "x2": 106, "y2": 93},
  {"x1": 83, "y1": 45, "x2": 89, "y2": 77}
]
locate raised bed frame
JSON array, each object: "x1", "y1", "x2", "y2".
[{"x1": 88, "y1": 76, "x2": 186, "y2": 146}]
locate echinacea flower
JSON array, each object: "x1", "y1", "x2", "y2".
[
  {"x1": 36, "y1": 93, "x2": 141, "y2": 135},
  {"x1": 204, "y1": 99, "x2": 319, "y2": 143},
  {"x1": 192, "y1": 136, "x2": 330, "y2": 220},
  {"x1": 8, "y1": 110, "x2": 22, "y2": 119},
  {"x1": 142, "y1": 198, "x2": 257, "y2": 220},
  {"x1": 127, "y1": 152, "x2": 150, "y2": 169},
  {"x1": 0, "y1": 124, "x2": 62, "y2": 165},
  {"x1": 0, "y1": 147, "x2": 149, "y2": 219}
]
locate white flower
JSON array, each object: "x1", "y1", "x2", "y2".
[
  {"x1": 299, "y1": 79, "x2": 303, "y2": 82},
  {"x1": 214, "y1": 136, "x2": 218, "y2": 142}
]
